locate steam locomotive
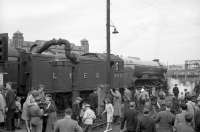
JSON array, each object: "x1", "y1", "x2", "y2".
[{"x1": 2, "y1": 38, "x2": 167, "y2": 109}]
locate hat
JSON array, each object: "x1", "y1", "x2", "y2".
[
  {"x1": 85, "y1": 104, "x2": 91, "y2": 107},
  {"x1": 76, "y1": 97, "x2": 82, "y2": 101},
  {"x1": 143, "y1": 107, "x2": 150, "y2": 114}
]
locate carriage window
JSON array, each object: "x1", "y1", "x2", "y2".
[
  {"x1": 69, "y1": 73, "x2": 72, "y2": 79},
  {"x1": 115, "y1": 62, "x2": 119, "y2": 71}
]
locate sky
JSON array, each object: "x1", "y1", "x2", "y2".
[{"x1": 1, "y1": 0, "x2": 200, "y2": 64}]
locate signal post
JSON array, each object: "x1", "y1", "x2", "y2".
[{"x1": 0, "y1": 33, "x2": 8, "y2": 85}]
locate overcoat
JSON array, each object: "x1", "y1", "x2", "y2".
[
  {"x1": 0, "y1": 92, "x2": 6, "y2": 122},
  {"x1": 111, "y1": 90, "x2": 122, "y2": 116}
]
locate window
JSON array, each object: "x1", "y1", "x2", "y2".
[
  {"x1": 115, "y1": 62, "x2": 119, "y2": 71},
  {"x1": 69, "y1": 73, "x2": 72, "y2": 79}
]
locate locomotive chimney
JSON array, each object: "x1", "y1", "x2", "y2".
[{"x1": 64, "y1": 41, "x2": 71, "y2": 58}]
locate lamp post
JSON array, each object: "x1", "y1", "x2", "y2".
[
  {"x1": 106, "y1": 0, "x2": 119, "y2": 89},
  {"x1": 106, "y1": 0, "x2": 111, "y2": 89}
]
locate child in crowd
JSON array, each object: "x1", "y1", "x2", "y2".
[
  {"x1": 102, "y1": 98, "x2": 114, "y2": 132},
  {"x1": 15, "y1": 96, "x2": 22, "y2": 129},
  {"x1": 82, "y1": 104, "x2": 96, "y2": 132}
]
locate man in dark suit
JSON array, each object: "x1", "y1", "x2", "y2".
[
  {"x1": 155, "y1": 102, "x2": 175, "y2": 132},
  {"x1": 72, "y1": 97, "x2": 82, "y2": 122},
  {"x1": 173, "y1": 84, "x2": 179, "y2": 98},
  {"x1": 5, "y1": 82, "x2": 16, "y2": 131},
  {"x1": 88, "y1": 89, "x2": 98, "y2": 113},
  {"x1": 120, "y1": 101, "x2": 138, "y2": 132},
  {"x1": 174, "y1": 103, "x2": 188, "y2": 127},
  {"x1": 136, "y1": 108, "x2": 156, "y2": 132},
  {"x1": 54, "y1": 108, "x2": 83, "y2": 132}
]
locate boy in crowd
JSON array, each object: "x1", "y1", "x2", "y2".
[
  {"x1": 82, "y1": 104, "x2": 96, "y2": 132},
  {"x1": 15, "y1": 97, "x2": 22, "y2": 129}
]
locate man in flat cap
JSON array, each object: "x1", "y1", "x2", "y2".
[
  {"x1": 54, "y1": 108, "x2": 83, "y2": 132},
  {"x1": 136, "y1": 107, "x2": 156, "y2": 132},
  {"x1": 5, "y1": 82, "x2": 16, "y2": 131},
  {"x1": 72, "y1": 97, "x2": 82, "y2": 123},
  {"x1": 121, "y1": 101, "x2": 138, "y2": 132},
  {"x1": 155, "y1": 102, "x2": 175, "y2": 132},
  {"x1": 88, "y1": 88, "x2": 98, "y2": 113}
]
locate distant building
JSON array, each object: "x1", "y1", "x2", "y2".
[
  {"x1": 168, "y1": 64, "x2": 185, "y2": 70},
  {"x1": 10, "y1": 31, "x2": 89, "y2": 55},
  {"x1": 80, "y1": 39, "x2": 89, "y2": 54},
  {"x1": 167, "y1": 62, "x2": 200, "y2": 83},
  {"x1": 12, "y1": 30, "x2": 24, "y2": 49},
  {"x1": 185, "y1": 60, "x2": 200, "y2": 70}
]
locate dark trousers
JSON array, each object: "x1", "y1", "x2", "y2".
[
  {"x1": 0, "y1": 122, "x2": 5, "y2": 129},
  {"x1": 126, "y1": 131, "x2": 136, "y2": 132},
  {"x1": 113, "y1": 115, "x2": 120, "y2": 124},
  {"x1": 83, "y1": 124, "x2": 92, "y2": 132},
  {"x1": 6, "y1": 109, "x2": 15, "y2": 131},
  {"x1": 42, "y1": 115, "x2": 48, "y2": 132}
]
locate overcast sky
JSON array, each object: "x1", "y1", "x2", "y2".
[{"x1": 1, "y1": 0, "x2": 200, "y2": 64}]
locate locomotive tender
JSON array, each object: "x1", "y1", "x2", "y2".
[{"x1": 2, "y1": 37, "x2": 167, "y2": 109}]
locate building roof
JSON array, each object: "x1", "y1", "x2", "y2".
[{"x1": 14, "y1": 30, "x2": 23, "y2": 34}]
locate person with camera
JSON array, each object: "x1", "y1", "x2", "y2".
[
  {"x1": 29, "y1": 90, "x2": 44, "y2": 132},
  {"x1": 44, "y1": 94, "x2": 57, "y2": 132}
]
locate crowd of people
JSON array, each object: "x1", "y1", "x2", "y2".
[
  {"x1": 0, "y1": 82, "x2": 21, "y2": 131},
  {"x1": 1, "y1": 82, "x2": 200, "y2": 132},
  {"x1": 0, "y1": 83, "x2": 57, "y2": 132},
  {"x1": 119, "y1": 84, "x2": 200, "y2": 132}
]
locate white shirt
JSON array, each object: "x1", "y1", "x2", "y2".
[{"x1": 83, "y1": 108, "x2": 96, "y2": 125}]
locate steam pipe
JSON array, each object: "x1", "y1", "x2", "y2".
[{"x1": 33, "y1": 39, "x2": 77, "y2": 63}]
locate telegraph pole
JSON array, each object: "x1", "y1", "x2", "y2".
[{"x1": 106, "y1": 0, "x2": 111, "y2": 89}]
